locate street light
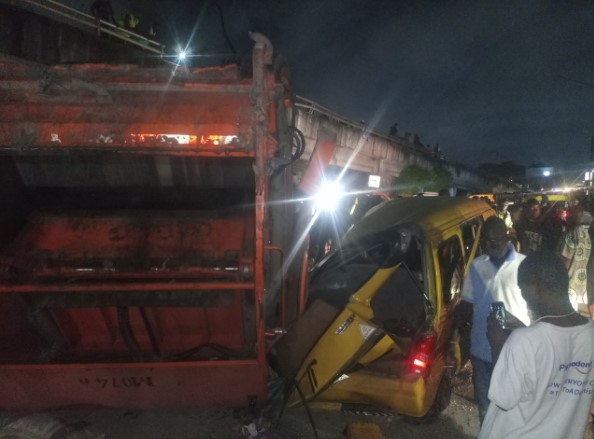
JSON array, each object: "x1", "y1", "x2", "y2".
[{"x1": 314, "y1": 180, "x2": 344, "y2": 213}]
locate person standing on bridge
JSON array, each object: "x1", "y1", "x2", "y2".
[
  {"x1": 90, "y1": 0, "x2": 116, "y2": 36},
  {"x1": 480, "y1": 251, "x2": 594, "y2": 439}
]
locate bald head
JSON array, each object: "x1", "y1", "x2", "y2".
[
  {"x1": 518, "y1": 251, "x2": 569, "y2": 297},
  {"x1": 481, "y1": 216, "x2": 509, "y2": 259},
  {"x1": 483, "y1": 216, "x2": 507, "y2": 237}
]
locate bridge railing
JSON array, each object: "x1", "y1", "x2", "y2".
[{"x1": 4, "y1": 0, "x2": 165, "y2": 56}]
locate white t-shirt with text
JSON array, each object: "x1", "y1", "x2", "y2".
[{"x1": 479, "y1": 320, "x2": 594, "y2": 439}]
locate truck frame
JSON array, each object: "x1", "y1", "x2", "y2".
[{"x1": 0, "y1": 34, "x2": 306, "y2": 410}]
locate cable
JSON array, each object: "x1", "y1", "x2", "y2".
[
  {"x1": 138, "y1": 307, "x2": 161, "y2": 359},
  {"x1": 212, "y1": 0, "x2": 236, "y2": 54},
  {"x1": 275, "y1": 377, "x2": 319, "y2": 439},
  {"x1": 290, "y1": 126, "x2": 306, "y2": 162},
  {"x1": 291, "y1": 379, "x2": 319, "y2": 439},
  {"x1": 167, "y1": 342, "x2": 248, "y2": 361},
  {"x1": 117, "y1": 307, "x2": 143, "y2": 362}
]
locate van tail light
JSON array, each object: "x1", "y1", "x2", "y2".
[{"x1": 409, "y1": 331, "x2": 437, "y2": 376}]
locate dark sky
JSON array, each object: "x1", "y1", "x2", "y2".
[{"x1": 77, "y1": 0, "x2": 594, "y2": 168}]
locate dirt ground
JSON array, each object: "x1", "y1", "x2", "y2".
[
  {"x1": 0, "y1": 365, "x2": 480, "y2": 439},
  {"x1": 1, "y1": 363, "x2": 591, "y2": 439},
  {"x1": 451, "y1": 362, "x2": 475, "y2": 403},
  {"x1": 0, "y1": 394, "x2": 480, "y2": 439}
]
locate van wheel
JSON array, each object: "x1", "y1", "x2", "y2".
[{"x1": 403, "y1": 376, "x2": 452, "y2": 425}]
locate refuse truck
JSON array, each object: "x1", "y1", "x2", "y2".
[{"x1": 0, "y1": 33, "x2": 319, "y2": 410}]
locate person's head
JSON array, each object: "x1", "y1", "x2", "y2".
[
  {"x1": 524, "y1": 198, "x2": 541, "y2": 220},
  {"x1": 480, "y1": 216, "x2": 509, "y2": 259},
  {"x1": 566, "y1": 203, "x2": 583, "y2": 228},
  {"x1": 507, "y1": 204, "x2": 522, "y2": 223},
  {"x1": 517, "y1": 251, "x2": 571, "y2": 317}
]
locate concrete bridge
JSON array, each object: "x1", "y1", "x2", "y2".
[
  {"x1": 294, "y1": 96, "x2": 489, "y2": 194},
  {"x1": 1, "y1": 0, "x2": 494, "y2": 195}
]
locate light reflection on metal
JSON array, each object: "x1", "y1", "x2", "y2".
[
  {"x1": 127, "y1": 134, "x2": 239, "y2": 147},
  {"x1": 200, "y1": 135, "x2": 239, "y2": 146},
  {"x1": 129, "y1": 133, "x2": 197, "y2": 145}
]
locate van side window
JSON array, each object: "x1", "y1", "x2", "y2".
[
  {"x1": 437, "y1": 237, "x2": 464, "y2": 305},
  {"x1": 461, "y1": 217, "x2": 483, "y2": 262}
]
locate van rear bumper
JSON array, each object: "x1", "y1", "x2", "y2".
[
  {"x1": 317, "y1": 371, "x2": 428, "y2": 417},
  {"x1": 316, "y1": 360, "x2": 445, "y2": 418}
]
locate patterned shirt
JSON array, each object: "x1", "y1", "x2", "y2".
[{"x1": 559, "y1": 225, "x2": 591, "y2": 310}]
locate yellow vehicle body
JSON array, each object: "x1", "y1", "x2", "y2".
[
  {"x1": 534, "y1": 193, "x2": 569, "y2": 203},
  {"x1": 282, "y1": 197, "x2": 495, "y2": 418}
]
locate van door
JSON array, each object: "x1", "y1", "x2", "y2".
[{"x1": 436, "y1": 234, "x2": 466, "y2": 375}]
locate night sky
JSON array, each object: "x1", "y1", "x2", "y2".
[{"x1": 70, "y1": 0, "x2": 594, "y2": 169}]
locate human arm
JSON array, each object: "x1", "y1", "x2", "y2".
[
  {"x1": 488, "y1": 330, "x2": 534, "y2": 410},
  {"x1": 487, "y1": 308, "x2": 526, "y2": 363}
]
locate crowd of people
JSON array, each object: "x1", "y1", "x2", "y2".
[
  {"x1": 499, "y1": 195, "x2": 593, "y2": 318},
  {"x1": 457, "y1": 194, "x2": 594, "y2": 438}
]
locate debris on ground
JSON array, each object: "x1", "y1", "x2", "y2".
[
  {"x1": 0, "y1": 414, "x2": 104, "y2": 439},
  {"x1": 344, "y1": 422, "x2": 384, "y2": 438}
]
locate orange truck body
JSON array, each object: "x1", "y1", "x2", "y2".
[{"x1": 0, "y1": 35, "x2": 308, "y2": 410}]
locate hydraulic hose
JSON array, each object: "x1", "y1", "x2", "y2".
[{"x1": 117, "y1": 307, "x2": 143, "y2": 362}]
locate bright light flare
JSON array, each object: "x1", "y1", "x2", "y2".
[
  {"x1": 314, "y1": 181, "x2": 344, "y2": 213},
  {"x1": 174, "y1": 47, "x2": 192, "y2": 65}
]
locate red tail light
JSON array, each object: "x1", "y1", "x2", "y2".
[{"x1": 409, "y1": 331, "x2": 437, "y2": 376}]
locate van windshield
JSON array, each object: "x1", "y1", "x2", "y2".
[{"x1": 308, "y1": 226, "x2": 420, "y2": 309}]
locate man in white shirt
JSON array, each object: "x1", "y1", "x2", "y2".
[
  {"x1": 458, "y1": 217, "x2": 531, "y2": 424},
  {"x1": 480, "y1": 251, "x2": 594, "y2": 439}
]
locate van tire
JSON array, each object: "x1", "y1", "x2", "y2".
[{"x1": 403, "y1": 376, "x2": 452, "y2": 425}]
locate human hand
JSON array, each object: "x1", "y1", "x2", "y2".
[
  {"x1": 487, "y1": 313, "x2": 511, "y2": 363},
  {"x1": 505, "y1": 311, "x2": 527, "y2": 329}
]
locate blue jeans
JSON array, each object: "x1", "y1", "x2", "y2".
[{"x1": 471, "y1": 355, "x2": 495, "y2": 425}]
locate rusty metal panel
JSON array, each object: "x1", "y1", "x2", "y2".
[
  {"x1": 0, "y1": 361, "x2": 267, "y2": 410},
  {"x1": 1, "y1": 211, "x2": 253, "y2": 280},
  {"x1": 0, "y1": 55, "x2": 256, "y2": 154}
]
